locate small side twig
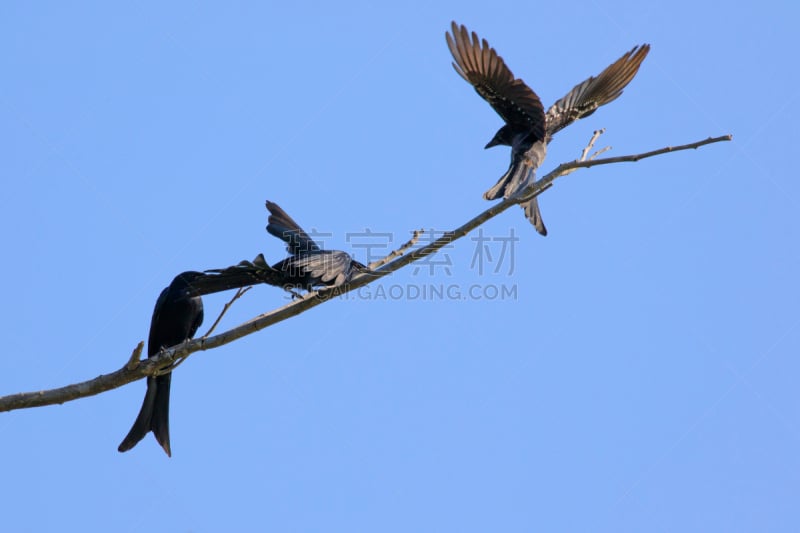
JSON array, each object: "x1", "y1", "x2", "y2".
[
  {"x1": 589, "y1": 144, "x2": 611, "y2": 160},
  {"x1": 567, "y1": 129, "x2": 611, "y2": 179},
  {"x1": 204, "y1": 286, "x2": 251, "y2": 339},
  {"x1": 124, "y1": 342, "x2": 145, "y2": 371},
  {"x1": 368, "y1": 228, "x2": 424, "y2": 270},
  {"x1": 579, "y1": 129, "x2": 606, "y2": 162}
]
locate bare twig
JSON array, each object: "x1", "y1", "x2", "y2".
[
  {"x1": 125, "y1": 342, "x2": 145, "y2": 371},
  {"x1": 567, "y1": 129, "x2": 610, "y2": 178},
  {"x1": 580, "y1": 129, "x2": 606, "y2": 163},
  {"x1": 0, "y1": 133, "x2": 732, "y2": 413},
  {"x1": 590, "y1": 145, "x2": 612, "y2": 160},
  {"x1": 368, "y1": 228, "x2": 424, "y2": 270},
  {"x1": 516, "y1": 134, "x2": 732, "y2": 204},
  {"x1": 203, "y1": 286, "x2": 251, "y2": 339},
  {"x1": 560, "y1": 135, "x2": 732, "y2": 172},
  {"x1": 154, "y1": 339, "x2": 195, "y2": 376}
]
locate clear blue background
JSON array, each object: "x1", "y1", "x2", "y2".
[{"x1": 1, "y1": 2, "x2": 797, "y2": 531}]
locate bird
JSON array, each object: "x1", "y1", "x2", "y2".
[
  {"x1": 118, "y1": 271, "x2": 205, "y2": 457},
  {"x1": 117, "y1": 264, "x2": 287, "y2": 456},
  {"x1": 265, "y1": 201, "x2": 368, "y2": 292},
  {"x1": 446, "y1": 21, "x2": 650, "y2": 235}
]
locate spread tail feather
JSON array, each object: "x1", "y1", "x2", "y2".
[
  {"x1": 485, "y1": 166, "x2": 548, "y2": 235},
  {"x1": 150, "y1": 374, "x2": 172, "y2": 457},
  {"x1": 483, "y1": 162, "x2": 524, "y2": 201},
  {"x1": 118, "y1": 374, "x2": 172, "y2": 457},
  {"x1": 521, "y1": 197, "x2": 547, "y2": 236},
  {"x1": 483, "y1": 169, "x2": 510, "y2": 201}
]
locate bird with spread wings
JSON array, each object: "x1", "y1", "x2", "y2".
[
  {"x1": 266, "y1": 201, "x2": 367, "y2": 293},
  {"x1": 446, "y1": 21, "x2": 649, "y2": 235}
]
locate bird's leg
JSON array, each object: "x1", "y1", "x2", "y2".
[
  {"x1": 157, "y1": 337, "x2": 198, "y2": 375},
  {"x1": 154, "y1": 342, "x2": 189, "y2": 375},
  {"x1": 282, "y1": 286, "x2": 304, "y2": 299}
]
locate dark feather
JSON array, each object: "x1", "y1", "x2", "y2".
[
  {"x1": 272, "y1": 251, "x2": 366, "y2": 291},
  {"x1": 266, "y1": 200, "x2": 321, "y2": 255},
  {"x1": 118, "y1": 272, "x2": 204, "y2": 457},
  {"x1": 265, "y1": 201, "x2": 369, "y2": 292},
  {"x1": 202, "y1": 254, "x2": 285, "y2": 291},
  {"x1": 545, "y1": 44, "x2": 650, "y2": 137},
  {"x1": 446, "y1": 22, "x2": 545, "y2": 140}
]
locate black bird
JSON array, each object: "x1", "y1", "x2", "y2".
[
  {"x1": 117, "y1": 264, "x2": 285, "y2": 456},
  {"x1": 118, "y1": 271, "x2": 205, "y2": 457},
  {"x1": 266, "y1": 201, "x2": 367, "y2": 292},
  {"x1": 446, "y1": 21, "x2": 650, "y2": 235}
]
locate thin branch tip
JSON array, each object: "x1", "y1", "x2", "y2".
[
  {"x1": 367, "y1": 227, "x2": 425, "y2": 270},
  {"x1": 202, "y1": 286, "x2": 251, "y2": 339}
]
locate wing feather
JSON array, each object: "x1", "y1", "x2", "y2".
[
  {"x1": 545, "y1": 44, "x2": 650, "y2": 137},
  {"x1": 446, "y1": 21, "x2": 545, "y2": 140},
  {"x1": 265, "y1": 201, "x2": 321, "y2": 255}
]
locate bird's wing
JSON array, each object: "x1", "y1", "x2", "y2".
[
  {"x1": 148, "y1": 285, "x2": 172, "y2": 355},
  {"x1": 265, "y1": 201, "x2": 321, "y2": 255},
  {"x1": 293, "y1": 252, "x2": 353, "y2": 287},
  {"x1": 446, "y1": 21, "x2": 545, "y2": 140},
  {"x1": 202, "y1": 255, "x2": 285, "y2": 292},
  {"x1": 148, "y1": 273, "x2": 205, "y2": 355},
  {"x1": 545, "y1": 44, "x2": 650, "y2": 137}
]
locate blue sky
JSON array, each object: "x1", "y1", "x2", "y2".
[{"x1": 1, "y1": 2, "x2": 798, "y2": 531}]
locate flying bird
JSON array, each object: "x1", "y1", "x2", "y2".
[
  {"x1": 266, "y1": 201, "x2": 368, "y2": 292},
  {"x1": 118, "y1": 271, "x2": 205, "y2": 457},
  {"x1": 446, "y1": 21, "x2": 650, "y2": 235}
]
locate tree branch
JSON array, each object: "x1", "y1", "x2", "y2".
[
  {"x1": 0, "y1": 133, "x2": 732, "y2": 413},
  {"x1": 367, "y1": 228, "x2": 424, "y2": 270},
  {"x1": 202, "y1": 286, "x2": 251, "y2": 340},
  {"x1": 550, "y1": 134, "x2": 732, "y2": 175}
]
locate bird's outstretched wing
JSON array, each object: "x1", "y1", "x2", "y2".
[
  {"x1": 446, "y1": 21, "x2": 545, "y2": 140},
  {"x1": 201, "y1": 255, "x2": 285, "y2": 292},
  {"x1": 266, "y1": 201, "x2": 321, "y2": 255},
  {"x1": 293, "y1": 252, "x2": 352, "y2": 286},
  {"x1": 545, "y1": 44, "x2": 650, "y2": 137},
  {"x1": 274, "y1": 251, "x2": 366, "y2": 290}
]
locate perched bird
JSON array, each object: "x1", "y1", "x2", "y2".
[
  {"x1": 266, "y1": 201, "x2": 368, "y2": 292},
  {"x1": 118, "y1": 265, "x2": 284, "y2": 456},
  {"x1": 118, "y1": 271, "x2": 205, "y2": 457},
  {"x1": 446, "y1": 21, "x2": 650, "y2": 235}
]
